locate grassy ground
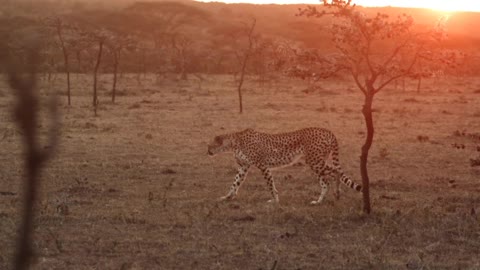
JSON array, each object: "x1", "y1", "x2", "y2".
[{"x1": 0, "y1": 73, "x2": 479, "y2": 269}]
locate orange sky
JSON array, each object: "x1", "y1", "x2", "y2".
[{"x1": 198, "y1": 0, "x2": 480, "y2": 12}]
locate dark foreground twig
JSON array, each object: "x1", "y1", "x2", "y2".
[
  {"x1": 0, "y1": 191, "x2": 16, "y2": 196},
  {"x1": 0, "y1": 130, "x2": 8, "y2": 141},
  {"x1": 1, "y1": 44, "x2": 59, "y2": 270},
  {"x1": 270, "y1": 260, "x2": 278, "y2": 270}
]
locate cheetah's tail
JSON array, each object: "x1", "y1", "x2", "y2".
[
  {"x1": 330, "y1": 143, "x2": 362, "y2": 192},
  {"x1": 339, "y1": 173, "x2": 362, "y2": 192}
]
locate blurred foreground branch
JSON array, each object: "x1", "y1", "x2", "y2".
[{"x1": 0, "y1": 43, "x2": 60, "y2": 269}]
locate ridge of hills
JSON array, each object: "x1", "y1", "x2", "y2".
[{"x1": 2, "y1": 0, "x2": 480, "y2": 51}]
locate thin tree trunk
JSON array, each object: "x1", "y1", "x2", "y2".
[
  {"x1": 237, "y1": 58, "x2": 248, "y2": 113},
  {"x1": 136, "y1": 72, "x2": 141, "y2": 86},
  {"x1": 142, "y1": 50, "x2": 146, "y2": 78},
  {"x1": 215, "y1": 55, "x2": 224, "y2": 74},
  {"x1": 112, "y1": 50, "x2": 119, "y2": 103},
  {"x1": 75, "y1": 50, "x2": 82, "y2": 78},
  {"x1": 236, "y1": 19, "x2": 256, "y2": 114},
  {"x1": 57, "y1": 26, "x2": 71, "y2": 105},
  {"x1": 47, "y1": 55, "x2": 54, "y2": 82},
  {"x1": 180, "y1": 48, "x2": 187, "y2": 80},
  {"x1": 66, "y1": 64, "x2": 71, "y2": 105},
  {"x1": 360, "y1": 91, "x2": 374, "y2": 214},
  {"x1": 93, "y1": 40, "x2": 104, "y2": 116}
]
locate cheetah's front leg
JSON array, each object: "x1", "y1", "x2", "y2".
[
  {"x1": 220, "y1": 165, "x2": 250, "y2": 201},
  {"x1": 259, "y1": 166, "x2": 279, "y2": 203}
]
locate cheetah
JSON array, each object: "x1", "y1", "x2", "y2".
[{"x1": 207, "y1": 127, "x2": 362, "y2": 204}]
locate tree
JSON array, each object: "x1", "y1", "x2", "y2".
[
  {"x1": 249, "y1": 36, "x2": 276, "y2": 87},
  {"x1": 105, "y1": 34, "x2": 134, "y2": 103},
  {"x1": 70, "y1": 36, "x2": 91, "y2": 77},
  {"x1": 236, "y1": 18, "x2": 256, "y2": 114},
  {"x1": 91, "y1": 32, "x2": 106, "y2": 116},
  {"x1": 81, "y1": 28, "x2": 108, "y2": 116},
  {"x1": 171, "y1": 33, "x2": 193, "y2": 80},
  {"x1": 43, "y1": 17, "x2": 79, "y2": 106},
  {"x1": 126, "y1": 1, "x2": 209, "y2": 48},
  {"x1": 124, "y1": 1, "x2": 210, "y2": 81},
  {"x1": 298, "y1": 0, "x2": 453, "y2": 214}
]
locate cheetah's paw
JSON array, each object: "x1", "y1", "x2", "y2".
[{"x1": 219, "y1": 195, "x2": 233, "y2": 201}]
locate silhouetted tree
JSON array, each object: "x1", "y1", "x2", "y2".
[
  {"x1": 249, "y1": 36, "x2": 274, "y2": 87},
  {"x1": 93, "y1": 33, "x2": 106, "y2": 116},
  {"x1": 105, "y1": 34, "x2": 134, "y2": 103},
  {"x1": 236, "y1": 18, "x2": 256, "y2": 114},
  {"x1": 171, "y1": 33, "x2": 193, "y2": 80},
  {"x1": 299, "y1": 0, "x2": 454, "y2": 213},
  {"x1": 83, "y1": 29, "x2": 108, "y2": 116},
  {"x1": 124, "y1": 1, "x2": 210, "y2": 80},
  {"x1": 43, "y1": 17, "x2": 79, "y2": 105}
]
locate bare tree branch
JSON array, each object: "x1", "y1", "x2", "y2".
[
  {"x1": 351, "y1": 69, "x2": 366, "y2": 94},
  {"x1": 375, "y1": 48, "x2": 421, "y2": 93}
]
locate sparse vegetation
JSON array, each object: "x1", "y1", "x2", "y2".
[
  {"x1": 0, "y1": 74, "x2": 478, "y2": 269},
  {"x1": 378, "y1": 147, "x2": 389, "y2": 159},
  {"x1": 0, "y1": 0, "x2": 480, "y2": 269},
  {"x1": 404, "y1": 97, "x2": 420, "y2": 103},
  {"x1": 417, "y1": 135, "x2": 430, "y2": 142},
  {"x1": 469, "y1": 157, "x2": 480, "y2": 167}
]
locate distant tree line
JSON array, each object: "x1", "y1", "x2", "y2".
[
  {"x1": 2, "y1": 1, "x2": 474, "y2": 80},
  {"x1": 0, "y1": 0, "x2": 476, "y2": 110},
  {"x1": 1, "y1": 1, "x2": 292, "y2": 80}
]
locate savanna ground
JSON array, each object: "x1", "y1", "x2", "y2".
[{"x1": 0, "y1": 73, "x2": 479, "y2": 269}]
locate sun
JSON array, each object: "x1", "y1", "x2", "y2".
[{"x1": 353, "y1": 0, "x2": 480, "y2": 12}]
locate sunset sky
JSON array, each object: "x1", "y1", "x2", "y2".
[{"x1": 198, "y1": 0, "x2": 480, "y2": 12}]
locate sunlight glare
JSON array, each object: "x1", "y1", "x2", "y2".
[{"x1": 197, "y1": 0, "x2": 480, "y2": 12}]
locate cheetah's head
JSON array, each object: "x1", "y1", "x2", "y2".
[{"x1": 207, "y1": 135, "x2": 234, "y2": 156}]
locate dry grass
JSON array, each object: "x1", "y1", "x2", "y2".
[{"x1": 0, "y1": 74, "x2": 479, "y2": 269}]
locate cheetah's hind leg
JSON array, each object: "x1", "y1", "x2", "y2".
[
  {"x1": 333, "y1": 177, "x2": 340, "y2": 200},
  {"x1": 310, "y1": 163, "x2": 332, "y2": 205}
]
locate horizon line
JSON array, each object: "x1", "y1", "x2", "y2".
[{"x1": 195, "y1": 1, "x2": 480, "y2": 13}]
